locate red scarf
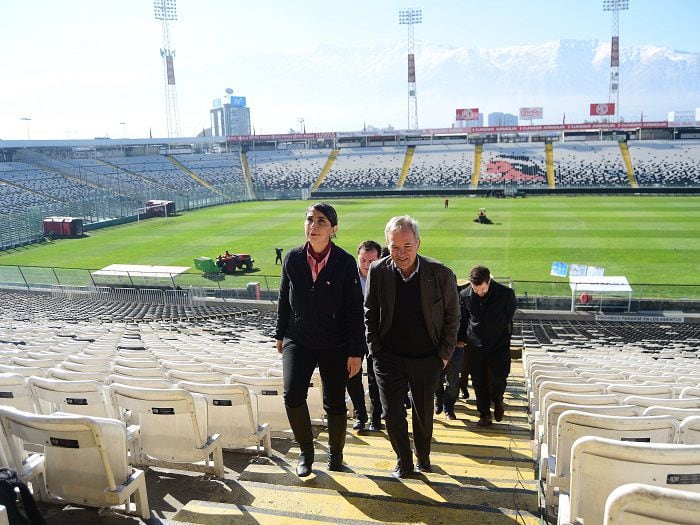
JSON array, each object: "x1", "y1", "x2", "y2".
[{"x1": 306, "y1": 242, "x2": 332, "y2": 282}]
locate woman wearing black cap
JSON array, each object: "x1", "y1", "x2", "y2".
[{"x1": 275, "y1": 202, "x2": 364, "y2": 477}]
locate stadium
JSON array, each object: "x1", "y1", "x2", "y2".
[{"x1": 1, "y1": 2, "x2": 700, "y2": 525}]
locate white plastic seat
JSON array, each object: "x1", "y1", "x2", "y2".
[
  {"x1": 558, "y1": 437, "x2": 700, "y2": 525},
  {"x1": 643, "y1": 406, "x2": 700, "y2": 422},
  {"x1": 106, "y1": 375, "x2": 173, "y2": 389},
  {"x1": 0, "y1": 505, "x2": 7, "y2": 525},
  {"x1": 47, "y1": 368, "x2": 107, "y2": 382},
  {"x1": 113, "y1": 358, "x2": 158, "y2": 369},
  {"x1": 60, "y1": 362, "x2": 111, "y2": 374},
  {"x1": 177, "y1": 381, "x2": 271, "y2": 455},
  {"x1": 679, "y1": 416, "x2": 700, "y2": 444},
  {"x1": 680, "y1": 386, "x2": 700, "y2": 399},
  {"x1": 108, "y1": 384, "x2": 224, "y2": 476},
  {"x1": 604, "y1": 482, "x2": 700, "y2": 525},
  {"x1": 161, "y1": 361, "x2": 211, "y2": 373},
  {"x1": 0, "y1": 407, "x2": 149, "y2": 518},
  {"x1": 545, "y1": 411, "x2": 679, "y2": 520},
  {"x1": 210, "y1": 365, "x2": 263, "y2": 377},
  {"x1": 27, "y1": 377, "x2": 116, "y2": 418},
  {"x1": 534, "y1": 381, "x2": 606, "y2": 428},
  {"x1": 607, "y1": 384, "x2": 675, "y2": 398},
  {"x1": 0, "y1": 365, "x2": 46, "y2": 378},
  {"x1": 166, "y1": 370, "x2": 229, "y2": 384},
  {"x1": 0, "y1": 374, "x2": 36, "y2": 412},
  {"x1": 623, "y1": 396, "x2": 700, "y2": 410},
  {"x1": 111, "y1": 365, "x2": 164, "y2": 378}
]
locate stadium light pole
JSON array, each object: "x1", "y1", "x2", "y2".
[
  {"x1": 298, "y1": 117, "x2": 305, "y2": 133},
  {"x1": 154, "y1": 0, "x2": 181, "y2": 138},
  {"x1": 399, "y1": 7, "x2": 422, "y2": 130},
  {"x1": 603, "y1": 0, "x2": 629, "y2": 123},
  {"x1": 119, "y1": 122, "x2": 127, "y2": 138},
  {"x1": 20, "y1": 117, "x2": 31, "y2": 140}
]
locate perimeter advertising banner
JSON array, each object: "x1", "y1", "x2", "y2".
[
  {"x1": 589, "y1": 103, "x2": 616, "y2": 116},
  {"x1": 519, "y1": 107, "x2": 544, "y2": 120},
  {"x1": 456, "y1": 108, "x2": 479, "y2": 121}
]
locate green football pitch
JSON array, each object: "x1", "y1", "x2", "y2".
[{"x1": 0, "y1": 196, "x2": 698, "y2": 297}]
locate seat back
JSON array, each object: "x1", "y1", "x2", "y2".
[
  {"x1": 679, "y1": 416, "x2": 700, "y2": 445},
  {"x1": 111, "y1": 365, "x2": 164, "y2": 378},
  {"x1": 106, "y1": 375, "x2": 172, "y2": 389},
  {"x1": 0, "y1": 407, "x2": 130, "y2": 507},
  {"x1": 28, "y1": 377, "x2": 115, "y2": 418},
  {"x1": 160, "y1": 361, "x2": 211, "y2": 373},
  {"x1": 177, "y1": 381, "x2": 268, "y2": 452},
  {"x1": 47, "y1": 368, "x2": 106, "y2": 382},
  {"x1": 554, "y1": 411, "x2": 679, "y2": 479},
  {"x1": 604, "y1": 482, "x2": 700, "y2": 525},
  {"x1": 642, "y1": 407, "x2": 700, "y2": 422},
  {"x1": 624, "y1": 396, "x2": 700, "y2": 409},
  {"x1": 230, "y1": 375, "x2": 288, "y2": 432},
  {"x1": 680, "y1": 386, "x2": 700, "y2": 399},
  {"x1": 567, "y1": 437, "x2": 700, "y2": 525},
  {"x1": 0, "y1": 374, "x2": 36, "y2": 412},
  {"x1": 535, "y1": 382, "x2": 605, "y2": 426},
  {"x1": 166, "y1": 370, "x2": 229, "y2": 385},
  {"x1": 108, "y1": 384, "x2": 207, "y2": 462},
  {"x1": 607, "y1": 384, "x2": 675, "y2": 398}
]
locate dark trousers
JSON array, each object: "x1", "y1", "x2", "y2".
[
  {"x1": 469, "y1": 347, "x2": 511, "y2": 418},
  {"x1": 435, "y1": 347, "x2": 464, "y2": 412},
  {"x1": 346, "y1": 354, "x2": 382, "y2": 423},
  {"x1": 346, "y1": 355, "x2": 367, "y2": 420},
  {"x1": 282, "y1": 340, "x2": 348, "y2": 416},
  {"x1": 374, "y1": 352, "x2": 442, "y2": 470},
  {"x1": 458, "y1": 348, "x2": 471, "y2": 393}
]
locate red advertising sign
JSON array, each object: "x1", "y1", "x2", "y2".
[
  {"x1": 589, "y1": 103, "x2": 616, "y2": 116},
  {"x1": 456, "y1": 108, "x2": 479, "y2": 121},
  {"x1": 519, "y1": 107, "x2": 544, "y2": 119}
]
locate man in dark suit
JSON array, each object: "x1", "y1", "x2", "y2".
[
  {"x1": 365, "y1": 215, "x2": 460, "y2": 478},
  {"x1": 459, "y1": 266, "x2": 516, "y2": 428}
]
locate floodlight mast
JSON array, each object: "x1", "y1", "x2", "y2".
[
  {"x1": 399, "y1": 8, "x2": 422, "y2": 130},
  {"x1": 603, "y1": 0, "x2": 629, "y2": 122},
  {"x1": 154, "y1": 0, "x2": 181, "y2": 138}
]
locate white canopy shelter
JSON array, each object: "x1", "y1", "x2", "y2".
[{"x1": 569, "y1": 276, "x2": 632, "y2": 312}]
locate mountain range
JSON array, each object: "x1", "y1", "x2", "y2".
[{"x1": 223, "y1": 39, "x2": 700, "y2": 131}]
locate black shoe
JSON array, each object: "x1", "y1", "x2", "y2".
[
  {"x1": 391, "y1": 463, "x2": 415, "y2": 479},
  {"x1": 416, "y1": 461, "x2": 432, "y2": 473},
  {"x1": 327, "y1": 451, "x2": 344, "y2": 471},
  {"x1": 445, "y1": 411, "x2": 457, "y2": 420},
  {"x1": 494, "y1": 402, "x2": 504, "y2": 422},
  {"x1": 368, "y1": 420, "x2": 383, "y2": 432},
  {"x1": 476, "y1": 415, "x2": 492, "y2": 428},
  {"x1": 460, "y1": 386, "x2": 469, "y2": 399},
  {"x1": 434, "y1": 401, "x2": 443, "y2": 415},
  {"x1": 296, "y1": 448, "x2": 314, "y2": 477},
  {"x1": 352, "y1": 419, "x2": 366, "y2": 431}
]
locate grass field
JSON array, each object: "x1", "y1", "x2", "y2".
[{"x1": 0, "y1": 196, "x2": 698, "y2": 297}]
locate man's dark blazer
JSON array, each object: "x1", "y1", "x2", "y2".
[{"x1": 364, "y1": 254, "x2": 460, "y2": 361}]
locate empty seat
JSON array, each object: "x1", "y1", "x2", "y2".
[
  {"x1": 0, "y1": 407, "x2": 149, "y2": 518},
  {"x1": 604, "y1": 482, "x2": 700, "y2": 525},
  {"x1": 28, "y1": 377, "x2": 116, "y2": 419},
  {"x1": 177, "y1": 381, "x2": 271, "y2": 455},
  {"x1": 108, "y1": 384, "x2": 224, "y2": 476}
]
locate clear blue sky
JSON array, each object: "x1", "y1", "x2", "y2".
[{"x1": 0, "y1": 0, "x2": 697, "y2": 139}]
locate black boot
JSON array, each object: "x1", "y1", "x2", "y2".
[
  {"x1": 286, "y1": 404, "x2": 314, "y2": 477},
  {"x1": 326, "y1": 413, "x2": 347, "y2": 471}
]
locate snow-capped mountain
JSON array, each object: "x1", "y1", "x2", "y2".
[{"x1": 213, "y1": 39, "x2": 699, "y2": 131}]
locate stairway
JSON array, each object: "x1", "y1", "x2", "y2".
[
  {"x1": 618, "y1": 141, "x2": 638, "y2": 188},
  {"x1": 167, "y1": 156, "x2": 231, "y2": 199},
  {"x1": 311, "y1": 149, "x2": 340, "y2": 191},
  {"x1": 545, "y1": 142, "x2": 556, "y2": 189},
  {"x1": 396, "y1": 145, "x2": 416, "y2": 188},
  {"x1": 240, "y1": 151, "x2": 256, "y2": 199},
  {"x1": 471, "y1": 143, "x2": 483, "y2": 189}
]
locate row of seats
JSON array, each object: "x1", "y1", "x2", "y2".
[{"x1": 524, "y1": 343, "x2": 700, "y2": 524}]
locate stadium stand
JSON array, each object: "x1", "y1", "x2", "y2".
[
  {"x1": 248, "y1": 149, "x2": 330, "y2": 192},
  {"x1": 403, "y1": 144, "x2": 474, "y2": 187},
  {"x1": 321, "y1": 147, "x2": 404, "y2": 189},
  {"x1": 629, "y1": 140, "x2": 700, "y2": 186},
  {"x1": 553, "y1": 142, "x2": 629, "y2": 186},
  {"x1": 480, "y1": 144, "x2": 549, "y2": 188}
]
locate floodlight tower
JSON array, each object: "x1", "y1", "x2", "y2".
[
  {"x1": 603, "y1": 0, "x2": 629, "y2": 122},
  {"x1": 399, "y1": 8, "x2": 422, "y2": 130},
  {"x1": 154, "y1": 0, "x2": 181, "y2": 137}
]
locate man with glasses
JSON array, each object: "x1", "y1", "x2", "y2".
[
  {"x1": 364, "y1": 216, "x2": 459, "y2": 478},
  {"x1": 460, "y1": 266, "x2": 516, "y2": 427}
]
